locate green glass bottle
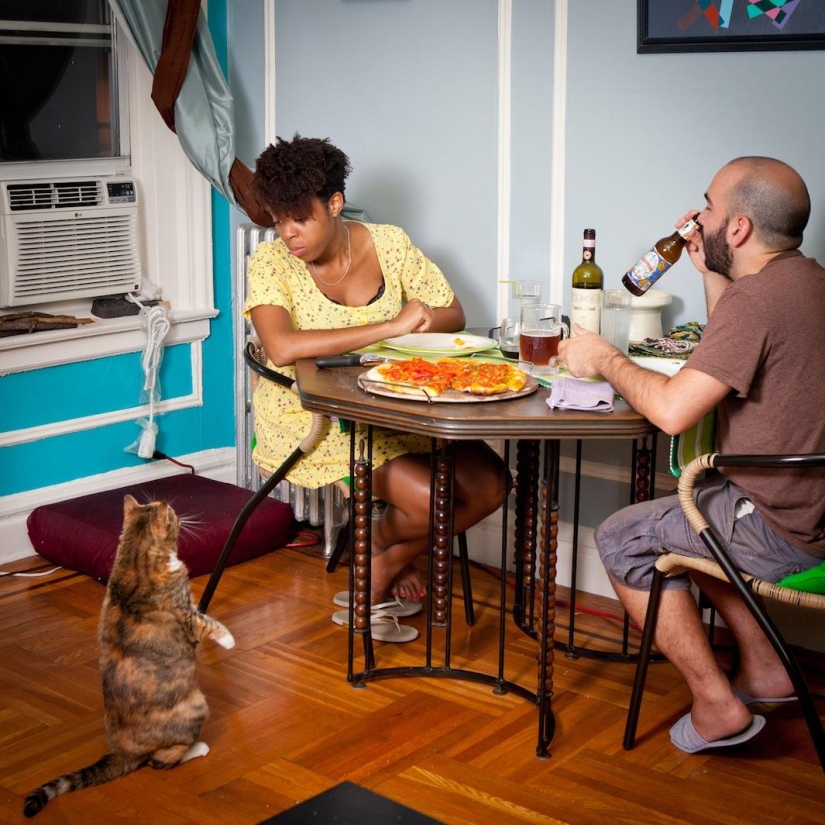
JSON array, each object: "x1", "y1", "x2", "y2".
[{"x1": 570, "y1": 228, "x2": 604, "y2": 334}]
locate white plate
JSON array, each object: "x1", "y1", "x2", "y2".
[{"x1": 380, "y1": 332, "x2": 497, "y2": 357}]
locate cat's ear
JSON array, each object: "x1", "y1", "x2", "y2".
[{"x1": 123, "y1": 494, "x2": 139, "y2": 515}]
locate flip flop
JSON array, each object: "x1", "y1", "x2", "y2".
[
  {"x1": 732, "y1": 685, "x2": 797, "y2": 705},
  {"x1": 331, "y1": 608, "x2": 419, "y2": 643},
  {"x1": 669, "y1": 712, "x2": 766, "y2": 754},
  {"x1": 332, "y1": 590, "x2": 423, "y2": 618}
]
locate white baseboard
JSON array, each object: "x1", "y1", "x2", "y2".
[
  {"x1": 465, "y1": 508, "x2": 613, "y2": 599},
  {"x1": 5, "y1": 455, "x2": 614, "y2": 598},
  {"x1": 0, "y1": 448, "x2": 237, "y2": 566}
]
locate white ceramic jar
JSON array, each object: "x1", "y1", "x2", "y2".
[{"x1": 629, "y1": 289, "x2": 672, "y2": 341}]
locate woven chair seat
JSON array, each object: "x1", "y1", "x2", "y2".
[{"x1": 655, "y1": 553, "x2": 825, "y2": 611}]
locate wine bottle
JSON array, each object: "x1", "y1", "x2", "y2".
[
  {"x1": 622, "y1": 215, "x2": 700, "y2": 297},
  {"x1": 569, "y1": 228, "x2": 604, "y2": 334}
]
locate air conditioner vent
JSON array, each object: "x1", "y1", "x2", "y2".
[
  {"x1": 7, "y1": 180, "x2": 103, "y2": 211},
  {"x1": 0, "y1": 176, "x2": 141, "y2": 307}
]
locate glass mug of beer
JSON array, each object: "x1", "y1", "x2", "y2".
[{"x1": 519, "y1": 303, "x2": 569, "y2": 375}]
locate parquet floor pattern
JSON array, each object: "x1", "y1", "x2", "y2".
[{"x1": 1, "y1": 544, "x2": 824, "y2": 824}]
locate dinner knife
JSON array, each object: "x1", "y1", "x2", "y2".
[{"x1": 315, "y1": 353, "x2": 389, "y2": 369}]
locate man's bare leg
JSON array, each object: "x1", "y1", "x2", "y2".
[
  {"x1": 690, "y1": 572, "x2": 794, "y2": 700},
  {"x1": 614, "y1": 579, "x2": 753, "y2": 742}
]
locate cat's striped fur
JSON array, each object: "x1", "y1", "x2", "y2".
[{"x1": 24, "y1": 495, "x2": 234, "y2": 818}]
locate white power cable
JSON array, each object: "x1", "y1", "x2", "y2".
[{"x1": 137, "y1": 304, "x2": 171, "y2": 458}]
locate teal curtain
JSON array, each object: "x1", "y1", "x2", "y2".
[{"x1": 108, "y1": 0, "x2": 238, "y2": 207}]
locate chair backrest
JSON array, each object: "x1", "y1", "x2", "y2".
[{"x1": 669, "y1": 407, "x2": 717, "y2": 478}]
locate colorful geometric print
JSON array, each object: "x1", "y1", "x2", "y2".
[
  {"x1": 682, "y1": 0, "x2": 804, "y2": 32},
  {"x1": 746, "y1": 0, "x2": 802, "y2": 30}
]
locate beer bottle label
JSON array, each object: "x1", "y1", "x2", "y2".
[{"x1": 624, "y1": 249, "x2": 671, "y2": 293}]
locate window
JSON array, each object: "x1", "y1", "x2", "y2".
[
  {"x1": 0, "y1": 0, "x2": 125, "y2": 163},
  {"x1": 0, "y1": 1, "x2": 215, "y2": 374}
]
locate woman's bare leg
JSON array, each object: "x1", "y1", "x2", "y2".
[{"x1": 370, "y1": 441, "x2": 509, "y2": 603}]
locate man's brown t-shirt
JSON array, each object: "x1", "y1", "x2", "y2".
[{"x1": 684, "y1": 250, "x2": 825, "y2": 557}]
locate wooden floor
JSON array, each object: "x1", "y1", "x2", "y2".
[{"x1": 1, "y1": 542, "x2": 824, "y2": 824}]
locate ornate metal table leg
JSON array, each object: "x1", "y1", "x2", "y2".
[
  {"x1": 350, "y1": 433, "x2": 374, "y2": 680},
  {"x1": 631, "y1": 433, "x2": 656, "y2": 504},
  {"x1": 536, "y1": 442, "x2": 558, "y2": 758},
  {"x1": 619, "y1": 433, "x2": 658, "y2": 654},
  {"x1": 431, "y1": 442, "x2": 454, "y2": 631},
  {"x1": 513, "y1": 439, "x2": 540, "y2": 633}
]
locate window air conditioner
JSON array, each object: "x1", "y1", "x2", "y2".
[{"x1": 0, "y1": 176, "x2": 142, "y2": 308}]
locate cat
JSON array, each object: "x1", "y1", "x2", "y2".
[{"x1": 23, "y1": 494, "x2": 235, "y2": 818}]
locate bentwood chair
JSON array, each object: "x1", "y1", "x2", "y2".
[
  {"x1": 623, "y1": 452, "x2": 825, "y2": 772},
  {"x1": 200, "y1": 340, "x2": 478, "y2": 626}
]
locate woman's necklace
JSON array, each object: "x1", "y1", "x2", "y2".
[{"x1": 310, "y1": 223, "x2": 351, "y2": 287}]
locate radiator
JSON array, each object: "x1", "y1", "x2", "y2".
[{"x1": 234, "y1": 224, "x2": 348, "y2": 557}]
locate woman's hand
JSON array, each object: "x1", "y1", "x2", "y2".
[{"x1": 391, "y1": 299, "x2": 438, "y2": 335}]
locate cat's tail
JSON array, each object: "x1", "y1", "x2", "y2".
[{"x1": 23, "y1": 752, "x2": 145, "y2": 818}]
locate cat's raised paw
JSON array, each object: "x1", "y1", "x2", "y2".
[
  {"x1": 216, "y1": 631, "x2": 235, "y2": 649},
  {"x1": 181, "y1": 741, "x2": 210, "y2": 763}
]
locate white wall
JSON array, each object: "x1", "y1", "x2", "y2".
[
  {"x1": 564, "y1": 1, "x2": 825, "y2": 331},
  {"x1": 271, "y1": 0, "x2": 502, "y2": 327},
  {"x1": 228, "y1": 0, "x2": 825, "y2": 599}
]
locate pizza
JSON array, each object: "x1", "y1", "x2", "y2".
[{"x1": 369, "y1": 357, "x2": 528, "y2": 398}]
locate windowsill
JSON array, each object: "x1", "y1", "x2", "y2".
[{"x1": 0, "y1": 300, "x2": 219, "y2": 373}]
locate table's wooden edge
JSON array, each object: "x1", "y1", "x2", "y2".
[{"x1": 295, "y1": 361, "x2": 658, "y2": 441}]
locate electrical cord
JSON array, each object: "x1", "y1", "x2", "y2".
[
  {"x1": 470, "y1": 558, "x2": 634, "y2": 628},
  {"x1": 152, "y1": 451, "x2": 195, "y2": 474},
  {"x1": 0, "y1": 565, "x2": 62, "y2": 577},
  {"x1": 136, "y1": 305, "x2": 171, "y2": 458}
]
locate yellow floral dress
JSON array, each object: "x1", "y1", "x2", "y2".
[{"x1": 243, "y1": 222, "x2": 456, "y2": 487}]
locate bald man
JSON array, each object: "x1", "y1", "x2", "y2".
[{"x1": 558, "y1": 157, "x2": 825, "y2": 755}]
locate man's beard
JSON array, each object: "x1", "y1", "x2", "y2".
[{"x1": 703, "y1": 220, "x2": 733, "y2": 281}]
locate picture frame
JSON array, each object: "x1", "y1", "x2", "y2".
[{"x1": 638, "y1": 0, "x2": 825, "y2": 54}]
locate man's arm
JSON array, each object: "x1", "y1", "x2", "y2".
[{"x1": 557, "y1": 329, "x2": 730, "y2": 435}]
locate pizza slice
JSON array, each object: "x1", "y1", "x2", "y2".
[
  {"x1": 450, "y1": 361, "x2": 528, "y2": 395},
  {"x1": 373, "y1": 357, "x2": 527, "y2": 398}
]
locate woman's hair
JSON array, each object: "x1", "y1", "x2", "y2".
[{"x1": 252, "y1": 134, "x2": 351, "y2": 219}]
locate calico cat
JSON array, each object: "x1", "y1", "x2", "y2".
[{"x1": 24, "y1": 494, "x2": 235, "y2": 818}]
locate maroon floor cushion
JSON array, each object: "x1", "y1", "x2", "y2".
[{"x1": 27, "y1": 474, "x2": 294, "y2": 582}]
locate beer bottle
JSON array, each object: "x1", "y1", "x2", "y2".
[
  {"x1": 570, "y1": 228, "x2": 603, "y2": 333},
  {"x1": 622, "y1": 215, "x2": 699, "y2": 297}
]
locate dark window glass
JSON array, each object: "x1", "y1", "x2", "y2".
[{"x1": 0, "y1": 0, "x2": 120, "y2": 161}]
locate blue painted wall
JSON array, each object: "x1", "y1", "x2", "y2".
[{"x1": 0, "y1": 0, "x2": 236, "y2": 498}]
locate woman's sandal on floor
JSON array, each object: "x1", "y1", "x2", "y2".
[
  {"x1": 331, "y1": 608, "x2": 418, "y2": 643},
  {"x1": 332, "y1": 591, "x2": 423, "y2": 618}
]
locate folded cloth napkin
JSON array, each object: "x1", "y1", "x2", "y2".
[{"x1": 547, "y1": 376, "x2": 615, "y2": 412}]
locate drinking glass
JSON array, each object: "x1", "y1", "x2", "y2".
[
  {"x1": 519, "y1": 303, "x2": 568, "y2": 375},
  {"x1": 495, "y1": 316, "x2": 521, "y2": 360},
  {"x1": 601, "y1": 289, "x2": 632, "y2": 355}
]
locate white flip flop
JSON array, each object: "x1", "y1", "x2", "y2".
[
  {"x1": 332, "y1": 590, "x2": 423, "y2": 618},
  {"x1": 331, "y1": 608, "x2": 418, "y2": 643}
]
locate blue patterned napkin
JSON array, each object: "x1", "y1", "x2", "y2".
[{"x1": 547, "y1": 376, "x2": 615, "y2": 412}]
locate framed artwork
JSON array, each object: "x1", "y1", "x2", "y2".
[{"x1": 638, "y1": 0, "x2": 825, "y2": 53}]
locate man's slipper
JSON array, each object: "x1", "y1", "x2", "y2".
[
  {"x1": 669, "y1": 712, "x2": 766, "y2": 754},
  {"x1": 332, "y1": 591, "x2": 422, "y2": 618},
  {"x1": 732, "y1": 685, "x2": 797, "y2": 705},
  {"x1": 331, "y1": 609, "x2": 419, "y2": 643}
]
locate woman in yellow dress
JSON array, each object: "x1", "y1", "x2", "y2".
[{"x1": 245, "y1": 135, "x2": 508, "y2": 607}]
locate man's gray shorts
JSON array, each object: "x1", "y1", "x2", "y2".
[{"x1": 595, "y1": 474, "x2": 817, "y2": 591}]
